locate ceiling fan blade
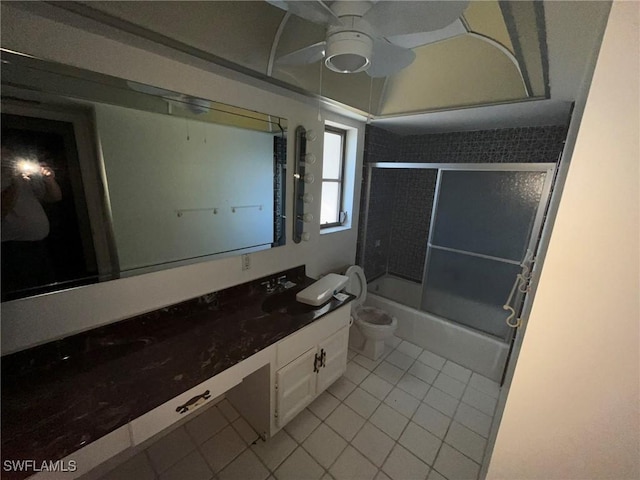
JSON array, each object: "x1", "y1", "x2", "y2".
[
  {"x1": 266, "y1": 0, "x2": 340, "y2": 26},
  {"x1": 276, "y1": 42, "x2": 327, "y2": 66},
  {"x1": 366, "y1": 39, "x2": 416, "y2": 78},
  {"x1": 387, "y1": 19, "x2": 467, "y2": 49},
  {"x1": 363, "y1": 1, "x2": 469, "y2": 37}
]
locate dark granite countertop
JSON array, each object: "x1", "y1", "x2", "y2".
[{"x1": 1, "y1": 266, "x2": 353, "y2": 479}]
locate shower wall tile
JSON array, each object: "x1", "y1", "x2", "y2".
[
  {"x1": 359, "y1": 169, "x2": 398, "y2": 280},
  {"x1": 355, "y1": 166, "x2": 369, "y2": 268},
  {"x1": 360, "y1": 124, "x2": 568, "y2": 282},
  {"x1": 357, "y1": 125, "x2": 402, "y2": 270},
  {"x1": 364, "y1": 125, "x2": 402, "y2": 163},
  {"x1": 399, "y1": 126, "x2": 568, "y2": 164},
  {"x1": 387, "y1": 170, "x2": 438, "y2": 282}
]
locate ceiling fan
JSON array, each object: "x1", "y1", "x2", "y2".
[{"x1": 269, "y1": 0, "x2": 469, "y2": 77}]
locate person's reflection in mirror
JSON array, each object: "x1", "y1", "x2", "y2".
[{"x1": 1, "y1": 144, "x2": 62, "y2": 295}]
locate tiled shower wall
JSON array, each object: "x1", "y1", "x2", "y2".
[
  {"x1": 400, "y1": 126, "x2": 568, "y2": 164},
  {"x1": 387, "y1": 169, "x2": 438, "y2": 281},
  {"x1": 356, "y1": 127, "x2": 402, "y2": 279},
  {"x1": 357, "y1": 124, "x2": 568, "y2": 283},
  {"x1": 358, "y1": 168, "x2": 399, "y2": 280}
]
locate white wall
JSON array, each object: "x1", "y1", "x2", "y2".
[
  {"x1": 487, "y1": 2, "x2": 639, "y2": 479},
  {"x1": 0, "y1": 4, "x2": 364, "y2": 353}
]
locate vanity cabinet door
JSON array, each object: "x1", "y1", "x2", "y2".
[
  {"x1": 275, "y1": 347, "x2": 317, "y2": 427},
  {"x1": 316, "y1": 326, "x2": 349, "y2": 394}
]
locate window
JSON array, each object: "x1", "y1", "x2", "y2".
[{"x1": 321, "y1": 127, "x2": 346, "y2": 228}]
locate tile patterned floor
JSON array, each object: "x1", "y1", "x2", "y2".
[{"x1": 96, "y1": 337, "x2": 501, "y2": 480}]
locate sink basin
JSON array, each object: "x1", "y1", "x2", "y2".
[{"x1": 261, "y1": 288, "x2": 322, "y2": 316}]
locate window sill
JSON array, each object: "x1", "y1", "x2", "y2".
[{"x1": 320, "y1": 224, "x2": 351, "y2": 235}]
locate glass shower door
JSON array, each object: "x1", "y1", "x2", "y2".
[{"x1": 421, "y1": 168, "x2": 553, "y2": 341}]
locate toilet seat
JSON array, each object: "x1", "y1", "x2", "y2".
[
  {"x1": 345, "y1": 265, "x2": 367, "y2": 307},
  {"x1": 355, "y1": 306, "x2": 394, "y2": 326}
]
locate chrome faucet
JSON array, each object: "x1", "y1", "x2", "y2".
[
  {"x1": 261, "y1": 275, "x2": 289, "y2": 294},
  {"x1": 261, "y1": 278, "x2": 278, "y2": 293}
]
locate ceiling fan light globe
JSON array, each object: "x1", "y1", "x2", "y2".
[
  {"x1": 326, "y1": 53, "x2": 370, "y2": 73},
  {"x1": 324, "y1": 31, "x2": 373, "y2": 74}
]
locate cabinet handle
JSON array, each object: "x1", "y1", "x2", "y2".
[
  {"x1": 321, "y1": 349, "x2": 326, "y2": 367},
  {"x1": 313, "y1": 353, "x2": 319, "y2": 373},
  {"x1": 176, "y1": 390, "x2": 211, "y2": 414}
]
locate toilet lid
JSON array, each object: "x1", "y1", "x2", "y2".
[{"x1": 345, "y1": 265, "x2": 367, "y2": 307}]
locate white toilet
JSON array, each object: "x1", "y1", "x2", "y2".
[{"x1": 345, "y1": 266, "x2": 398, "y2": 361}]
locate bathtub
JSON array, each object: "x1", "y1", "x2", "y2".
[{"x1": 366, "y1": 275, "x2": 509, "y2": 382}]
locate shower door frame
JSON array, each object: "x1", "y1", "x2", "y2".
[
  {"x1": 421, "y1": 163, "x2": 556, "y2": 343},
  {"x1": 363, "y1": 162, "x2": 556, "y2": 343}
]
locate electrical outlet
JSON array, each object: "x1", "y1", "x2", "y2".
[{"x1": 241, "y1": 254, "x2": 251, "y2": 271}]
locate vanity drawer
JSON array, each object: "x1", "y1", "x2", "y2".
[
  {"x1": 129, "y1": 347, "x2": 272, "y2": 445},
  {"x1": 276, "y1": 305, "x2": 350, "y2": 368}
]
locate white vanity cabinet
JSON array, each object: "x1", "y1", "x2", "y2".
[{"x1": 274, "y1": 306, "x2": 350, "y2": 428}]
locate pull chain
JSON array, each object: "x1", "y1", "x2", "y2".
[
  {"x1": 318, "y1": 61, "x2": 323, "y2": 122},
  {"x1": 367, "y1": 76, "x2": 374, "y2": 124}
]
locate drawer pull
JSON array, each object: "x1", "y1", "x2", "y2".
[
  {"x1": 176, "y1": 390, "x2": 211, "y2": 414},
  {"x1": 321, "y1": 349, "x2": 326, "y2": 367}
]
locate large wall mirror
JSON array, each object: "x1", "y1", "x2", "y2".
[{"x1": 1, "y1": 50, "x2": 287, "y2": 302}]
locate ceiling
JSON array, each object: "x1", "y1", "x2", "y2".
[{"x1": 4, "y1": 1, "x2": 611, "y2": 132}]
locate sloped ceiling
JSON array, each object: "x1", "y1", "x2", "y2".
[
  {"x1": 7, "y1": 1, "x2": 611, "y2": 129},
  {"x1": 380, "y1": 35, "x2": 527, "y2": 115},
  {"x1": 71, "y1": 1, "x2": 543, "y2": 111},
  {"x1": 83, "y1": 1, "x2": 284, "y2": 73}
]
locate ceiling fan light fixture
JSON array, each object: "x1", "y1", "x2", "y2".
[{"x1": 324, "y1": 30, "x2": 373, "y2": 73}]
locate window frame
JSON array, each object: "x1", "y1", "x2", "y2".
[{"x1": 321, "y1": 126, "x2": 347, "y2": 229}]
